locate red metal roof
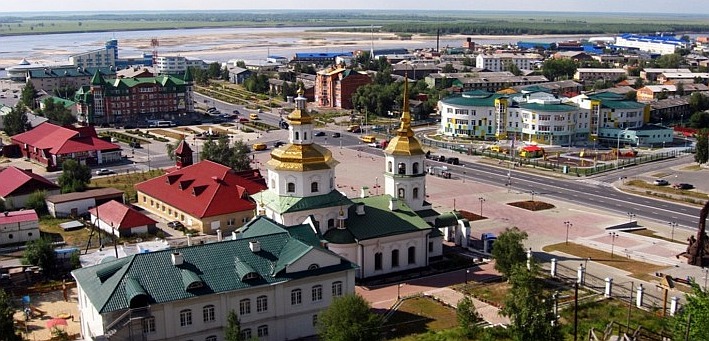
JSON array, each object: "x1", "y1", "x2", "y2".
[
  {"x1": 135, "y1": 160, "x2": 267, "y2": 218},
  {"x1": 0, "y1": 210, "x2": 39, "y2": 225},
  {"x1": 88, "y1": 200, "x2": 157, "y2": 230},
  {"x1": 10, "y1": 122, "x2": 120, "y2": 155},
  {"x1": 0, "y1": 166, "x2": 59, "y2": 197}
]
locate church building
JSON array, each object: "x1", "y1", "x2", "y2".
[{"x1": 252, "y1": 85, "x2": 442, "y2": 279}]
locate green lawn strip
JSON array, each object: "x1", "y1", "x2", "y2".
[
  {"x1": 543, "y1": 242, "x2": 669, "y2": 277},
  {"x1": 383, "y1": 296, "x2": 460, "y2": 340},
  {"x1": 89, "y1": 169, "x2": 165, "y2": 204}
]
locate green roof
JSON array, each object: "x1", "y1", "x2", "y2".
[
  {"x1": 46, "y1": 96, "x2": 76, "y2": 108},
  {"x1": 323, "y1": 195, "x2": 433, "y2": 243},
  {"x1": 252, "y1": 190, "x2": 353, "y2": 214},
  {"x1": 440, "y1": 91, "x2": 506, "y2": 107},
  {"x1": 518, "y1": 102, "x2": 579, "y2": 112},
  {"x1": 587, "y1": 92, "x2": 647, "y2": 109},
  {"x1": 72, "y1": 216, "x2": 355, "y2": 313},
  {"x1": 90, "y1": 70, "x2": 105, "y2": 86},
  {"x1": 105, "y1": 75, "x2": 186, "y2": 89},
  {"x1": 435, "y1": 211, "x2": 461, "y2": 227}
]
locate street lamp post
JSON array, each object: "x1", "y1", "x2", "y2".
[
  {"x1": 564, "y1": 221, "x2": 574, "y2": 245},
  {"x1": 609, "y1": 232, "x2": 619, "y2": 258},
  {"x1": 397, "y1": 283, "x2": 404, "y2": 299},
  {"x1": 530, "y1": 190, "x2": 538, "y2": 202},
  {"x1": 668, "y1": 222, "x2": 678, "y2": 242},
  {"x1": 478, "y1": 197, "x2": 486, "y2": 217},
  {"x1": 465, "y1": 268, "x2": 470, "y2": 284},
  {"x1": 627, "y1": 212, "x2": 636, "y2": 222}
]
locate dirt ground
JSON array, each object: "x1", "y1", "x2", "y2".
[{"x1": 12, "y1": 288, "x2": 81, "y2": 341}]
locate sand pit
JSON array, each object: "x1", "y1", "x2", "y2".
[{"x1": 12, "y1": 287, "x2": 81, "y2": 341}]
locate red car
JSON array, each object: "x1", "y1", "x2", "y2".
[{"x1": 239, "y1": 118, "x2": 249, "y2": 123}]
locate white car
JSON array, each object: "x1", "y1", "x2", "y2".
[{"x1": 96, "y1": 169, "x2": 115, "y2": 175}]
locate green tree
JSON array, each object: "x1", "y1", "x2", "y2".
[
  {"x1": 695, "y1": 130, "x2": 708, "y2": 164},
  {"x1": 673, "y1": 283, "x2": 709, "y2": 340},
  {"x1": 236, "y1": 60, "x2": 246, "y2": 68},
  {"x1": 442, "y1": 63, "x2": 456, "y2": 73},
  {"x1": 221, "y1": 65, "x2": 230, "y2": 81},
  {"x1": 69, "y1": 250, "x2": 81, "y2": 270},
  {"x1": 676, "y1": 82, "x2": 685, "y2": 96},
  {"x1": 689, "y1": 111, "x2": 709, "y2": 129},
  {"x1": 457, "y1": 296, "x2": 482, "y2": 337},
  {"x1": 654, "y1": 53, "x2": 682, "y2": 69},
  {"x1": 624, "y1": 90, "x2": 637, "y2": 101},
  {"x1": 224, "y1": 310, "x2": 244, "y2": 341},
  {"x1": 689, "y1": 92, "x2": 709, "y2": 114},
  {"x1": 0, "y1": 289, "x2": 21, "y2": 341},
  {"x1": 2, "y1": 102, "x2": 29, "y2": 136},
  {"x1": 41, "y1": 98, "x2": 76, "y2": 125},
  {"x1": 20, "y1": 81, "x2": 37, "y2": 109},
  {"x1": 25, "y1": 190, "x2": 48, "y2": 216},
  {"x1": 542, "y1": 58, "x2": 576, "y2": 81},
  {"x1": 317, "y1": 293, "x2": 382, "y2": 341},
  {"x1": 57, "y1": 159, "x2": 92, "y2": 193},
  {"x1": 504, "y1": 62, "x2": 523, "y2": 76},
  {"x1": 207, "y1": 62, "x2": 222, "y2": 79},
  {"x1": 22, "y1": 237, "x2": 56, "y2": 274},
  {"x1": 200, "y1": 135, "x2": 252, "y2": 171},
  {"x1": 491, "y1": 227, "x2": 528, "y2": 278},
  {"x1": 501, "y1": 264, "x2": 561, "y2": 341}
]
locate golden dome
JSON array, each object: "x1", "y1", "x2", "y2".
[
  {"x1": 384, "y1": 75, "x2": 425, "y2": 156},
  {"x1": 268, "y1": 143, "x2": 339, "y2": 171}
]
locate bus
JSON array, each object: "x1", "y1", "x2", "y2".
[
  {"x1": 360, "y1": 135, "x2": 376, "y2": 143},
  {"x1": 156, "y1": 120, "x2": 174, "y2": 127}
]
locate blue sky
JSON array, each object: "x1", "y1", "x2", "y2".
[{"x1": 2, "y1": 0, "x2": 709, "y2": 14}]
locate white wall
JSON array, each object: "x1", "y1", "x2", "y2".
[
  {"x1": 0, "y1": 220, "x2": 39, "y2": 245},
  {"x1": 48, "y1": 198, "x2": 95, "y2": 218}
]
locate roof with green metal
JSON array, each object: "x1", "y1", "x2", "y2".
[
  {"x1": 105, "y1": 75, "x2": 186, "y2": 89},
  {"x1": 72, "y1": 216, "x2": 354, "y2": 313},
  {"x1": 252, "y1": 189, "x2": 353, "y2": 214},
  {"x1": 45, "y1": 96, "x2": 76, "y2": 108},
  {"x1": 440, "y1": 90, "x2": 507, "y2": 107},
  {"x1": 323, "y1": 195, "x2": 432, "y2": 243},
  {"x1": 517, "y1": 102, "x2": 580, "y2": 112},
  {"x1": 587, "y1": 92, "x2": 647, "y2": 109}
]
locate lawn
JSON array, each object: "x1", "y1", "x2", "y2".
[
  {"x1": 39, "y1": 217, "x2": 92, "y2": 247},
  {"x1": 543, "y1": 242, "x2": 669, "y2": 277},
  {"x1": 89, "y1": 169, "x2": 165, "y2": 203},
  {"x1": 383, "y1": 296, "x2": 461, "y2": 340}
]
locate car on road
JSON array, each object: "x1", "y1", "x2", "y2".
[
  {"x1": 314, "y1": 131, "x2": 326, "y2": 137},
  {"x1": 653, "y1": 179, "x2": 669, "y2": 186},
  {"x1": 129, "y1": 141, "x2": 141, "y2": 148},
  {"x1": 167, "y1": 221, "x2": 184, "y2": 230},
  {"x1": 332, "y1": 132, "x2": 341, "y2": 138},
  {"x1": 252, "y1": 143, "x2": 267, "y2": 151},
  {"x1": 239, "y1": 118, "x2": 249, "y2": 123},
  {"x1": 232, "y1": 109, "x2": 240, "y2": 115},
  {"x1": 673, "y1": 183, "x2": 694, "y2": 190},
  {"x1": 274, "y1": 141, "x2": 286, "y2": 148},
  {"x1": 96, "y1": 169, "x2": 115, "y2": 175}
]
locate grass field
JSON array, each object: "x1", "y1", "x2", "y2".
[{"x1": 89, "y1": 169, "x2": 165, "y2": 203}]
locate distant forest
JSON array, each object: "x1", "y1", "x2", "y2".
[{"x1": 1, "y1": 11, "x2": 709, "y2": 36}]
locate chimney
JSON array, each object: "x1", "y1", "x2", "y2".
[
  {"x1": 356, "y1": 203, "x2": 365, "y2": 216},
  {"x1": 389, "y1": 197, "x2": 399, "y2": 211},
  {"x1": 249, "y1": 240, "x2": 261, "y2": 252},
  {"x1": 217, "y1": 229, "x2": 223, "y2": 242},
  {"x1": 171, "y1": 252, "x2": 183, "y2": 266},
  {"x1": 187, "y1": 233, "x2": 192, "y2": 247},
  {"x1": 232, "y1": 231, "x2": 238, "y2": 240},
  {"x1": 360, "y1": 187, "x2": 368, "y2": 198}
]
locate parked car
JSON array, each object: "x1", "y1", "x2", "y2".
[
  {"x1": 653, "y1": 179, "x2": 669, "y2": 186},
  {"x1": 239, "y1": 118, "x2": 249, "y2": 123},
  {"x1": 673, "y1": 183, "x2": 694, "y2": 190},
  {"x1": 314, "y1": 131, "x2": 326, "y2": 137},
  {"x1": 446, "y1": 157, "x2": 460, "y2": 165},
  {"x1": 129, "y1": 141, "x2": 141, "y2": 148},
  {"x1": 96, "y1": 169, "x2": 115, "y2": 175},
  {"x1": 167, "y1": 221, "x2": 184, "y2": 229},
  {"x1": 332, "y1": 132, "x2": 341, "y2": 138},
  {"x1": 252, "y1": 143, "x2": 267, "y2": 151},
  {"x1": 274, "y1": 141, "x2": 286, "y2": 148}
]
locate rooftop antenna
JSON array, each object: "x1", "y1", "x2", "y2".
[{"x1": 370, "y1": 25, "x2": 374, "y2": 61}]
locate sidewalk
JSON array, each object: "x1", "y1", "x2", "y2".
[{"x1": 423, "y1": 287, "x2": 510, "y2": 326}]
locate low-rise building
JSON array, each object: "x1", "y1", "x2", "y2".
[
  {"x1": 0, "y1": 210, "x2": 39, "y2": 246},
  {"x1": 573, "y1": 68, "x2": 627, "y2": 83},
  {"x1": 46, "y1": 188, "x2": 125, "y2": 218},
  {"x1": 0, "y1": 166, "x2": 60, "y2": 210},
  {"x1": 640, "y1": 68, "x2": 692, "y2": 82},
  {"x1": 26, "y1": 66, "x2": 115, "y2": 94},
  {"x1": 88, "y1": 200, "x2": 158, "y2": 238}
]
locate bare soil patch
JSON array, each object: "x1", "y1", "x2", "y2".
[{"x1": 507, "y1": 200, "x2": 555, "y2": 211}]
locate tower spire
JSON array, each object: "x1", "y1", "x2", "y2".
[{"x1": 396, "y1": 73, "x2": 413, "y2": 137}]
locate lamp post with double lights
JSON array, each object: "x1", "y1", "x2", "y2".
[
  {"x1": 668, "y1": 222, "x2": 678, "y2": 242},
  {"x1": 627, "y1": 212, "x2": 636, "y2": 222},
  {"x1": 609, "y1": 232, "x2": 619, "y2": 258},
  {"x1": 478, "y1": 197, "x2": 486, "y2": 217},
  {"x1": 530, "y1": 190, "x2": 538, "y2": 202},
  {"x1": 564, "y1": 221, "x2": 574, "y2": 245}
]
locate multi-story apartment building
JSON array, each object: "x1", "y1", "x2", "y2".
[
  {"x1": 69, "y1": 39, "x2": 119, "y2": 69},
  {"x1": 72, "y1": 216, "x2": 357, "y2": 341},
  {"x1": 614, "y1": 34, "x2": 688, "y2": 55},
  {"x1": 154, "y1": 56, "x2": 207, "y2": 75},
  {"x1": 25, "y1": 66, "x2": 115, "y2": 93},
  {"x1": 573, "y1": 68, "x2": 628, "y2": 83},
  {"x1": 636, "y1": 84, "x2": 709, "y2": 102},
  {"x1": 475, "y1": 53, "x2": 541, "y2": 72},
  {"x1": 75, "y1": 69, "x2": 194, "y2": 125},
  {"x1": 314, "y1": 68, "x2": 371, "y2": 109}
]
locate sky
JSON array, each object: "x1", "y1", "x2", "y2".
[{"x1": 2, "y1": 0, "x2": 709, "y2": 15}]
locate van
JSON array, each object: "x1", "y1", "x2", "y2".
[
  {"x1": 360, "y1": 135, "x2": 376, "y2": 143},
  {"x1": 252, "y1": 143, "x2": 267, "y2": 151},
  {"x1": 347, "y1": 125, "x2": 360, "y2": 132},
  {"x1": 250, "y1": 113, "x2": 259, "y2": 120}
]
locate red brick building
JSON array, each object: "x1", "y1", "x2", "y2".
[{"x1": 315, "y1": 68, "x2": 371, "y2": 109}]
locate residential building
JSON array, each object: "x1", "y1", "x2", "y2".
[
  {"x1": 74, "y1": 69, "x2": 194, "y2": 126},
  {"x1": 10, "y1": 122, "x2": 121, "y2": 171},
  {"x1": 0, "y1": 166, "x2": 60, "y2": 210},
  {"x1": 636, "y1": 84, "x2": 700, "y2": 102},
  {"x1": 614, "y1": 34, "x2": 688, "y2": 55},
  {"x1": 154, "y1": 56, "x2": 206, "y2": 75},
  {"x1": 314, "y1": 67, "x2": 371, "y2": 109},
  {"x1": 25, "y1": 66, "x2": 115, "y2": 93},
  {"x1": 253, "y1": 87, "x2": 443, "y2": 279},
  {"x1": 135, "y1": 154, "x2": 267, "y2": 234},
  {"x1": 0, "y1": 210, "x2": 40, "y2": 246},
  {"x1": 640, "y1": 68, "x2": 692, "y2": 82},
  {"x1": 573, "y1": 68, "x2": 627, "y2": 83},
  {"x1": 657, "y1": 72, "x2": 709, "y2": 84},
  {"x1": 227, "y1": 66, "x2": 252, "y2": 84},
  {"x1": 69, "y1": 39, "x2": 118, "y2": 69},
  {"x1": 71, "y1": 216, "x2": 356, "y2": 341},
  {"x1": 512, "y1": 80, "x2": 584, "y2": 98},
  {"x1": 46, "y1": 188, "x2": 125, "y2": 218},
  {"x1": 475, "y1": 53, "x2": 541, "y2": 72},
  {"x1": 552, "y1": 51, "x2": 593, "y2": 61},
  {"x1": 391, "y1": 63, "x2": 441, "y2": 80},
  {"x1": 292, "y1": 52, "x2": 352, "y2": 64},
  {"x1": 649, "y1": 97, "x2": 692, "y2": 124},
  {"x1": 88, "y1": 200, "x2": 158, "y2": 238}
]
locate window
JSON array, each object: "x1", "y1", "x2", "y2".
[
  {"x1": 428, "y1": 241, "x2": 433, "y2": 252},
  {"x1": 205, "y1": 336, "x2": 217, "y2": 341},
  {"x1": 332, "y1": 281, "x2": 343, "y2": 297},
  {"x1": 257, "y1": 295, "x2": 268, "y2": 312},
  {"x1": 239, "y1": 299, "x2": 251, "y2": 315},
  {"x1": 327, "y1": 218, "x2": 335, "y2": 228},
  {"x1": 408, "y1": 246, "x2": 416, "y2": 264},
  {"x1": 291, "y1": 289, "x2": 302, "y2": 305},
  {"x1": 412, "y1": 162, "x2": 419, "y2": 174},
  {"x1": 312, "y1": 314, "x2": 318, "y2": 327},
  {"x1": 413, "y1": 188, "x2": 419, "y2": 199},
  {"x1": 203, "y1": 305, "x2": 215, "y2": 323},
  {"x1": 312, "y1": 285, "x2": 323, "y2": 302},
  {"x1": 142, "y1": 316, "x2": 156, "y2": 333},
  {"x1": 241, "y1": 329, "x2": 252, "y2": 339},
  {"x1": 179, "y1": 309, "x2": 192, "y2": 327},
  {"x1": 287, "y1": 182, "x2": 295, "y2": 193},
  {"x1": 398, "y1": 162, "x2": 406, "y2": 175},
  {"x1": 387, "y1": 161, "x2": 392, "y2": 172},
  {"x1": 374, "y1": 252, "x2": 383, "y2": 270},
  {"x1": 295, "y1": 131, "x2": 300, "y2": 140},
  {"x1": 311, "y1": 182, "x2": 319, "y2": 193},
  {"x1": 398, "y1": 188, "x2": 405, "y2": 199},
  {"x1": 257, "y1": 325, "x2": 269, "y2": 338},
  {"x1": 392, "y1": 249, "x2": 400, "y2": 267}
]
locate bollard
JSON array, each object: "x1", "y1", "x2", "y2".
[
  {"x1": 577, "y1": 264, "x2": 585, "y2": 285},
  {"x1": 550, "y1": 258, "x2": 557, "y2": 277},
  {"x1": 604, "y1": 278, "x2": 613, "y2": 298},
  {"x1": 636, "y1": 284, "x2": 644, "y2": 308}
]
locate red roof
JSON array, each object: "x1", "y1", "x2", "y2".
[
  {"x1": 135, "y1": 160, "x2": 267, "y2": 218},
  {"x1": 175, "y1": 140, "x2": 192, "y2": 156},
  {"x1": 10, "y1": 122, "x2": 120, "y2": 155},
  {"x1": 88, "y1": 200, "x2": 157, "y2": 230},
  {"x1": 0, "y1": 210, "x2": 39, "y2": 225},
  {"x1": 0, "y1": 166, "x2": 59, "y2": 197}
]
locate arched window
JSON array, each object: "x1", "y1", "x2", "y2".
[
  {"x1": 330, "y1": 177, "x2": 334, "y2": 189},
  {"x1": 287, "y1": 182, "x2": 295, "y2": 193},
  {"x1": 311, "y1": 285, "x2": 323, "y2": 302},
  {"x1": 295, "y1": 131, "x2": 300, "y2": 140},
  {"x1": 374, "y1": 252, "x2": 383, "y2": 270},
  {"x1": 257, "y1": 295, "x2": 268, "y2": 312},
  {"x1": 291, "y1": 289, "x2": 302, "y2": 305},
  {"x1": 398, "y1": 188, "x2": 405, "y2": 199},
  {"x1": 408, "y1": 246, "x2": 416, "y2": 264},
  {"x1": 179, "y1": 309, "x2": 192, "y2": 327},
  {"x1": 391, "y1": 249, "x2": 399, "y2": 267},
  {"x1": 311, "y1": 182, "x2": 319, "y2": 193},
  {"x1": 202, "y1": 305, "x2": 215, "y2": 323},
  {"x1": 387, "y1": 161, "x2": 393, "y2": 173},
  {"x1": 304, "y1": 132, "x2": 307, "y2": 140},
  {"x1": 413, "y1": 187, "x2": 419, "y2": 199},
  {"x1": 413, "y1": 162, "x2": 419, "y2": 174},
  {"x1": 332, "y1": 281, "x2": 343, "y2": 297},
  {"x1": 239, "y1": 299, "x2": 251, "y2": 315},
  {"x1": 398, "y1": 162, "x2": 406, "y2": 175}
]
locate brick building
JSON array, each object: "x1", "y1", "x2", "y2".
[{"x1": 315, "y1": 68, "x2": 371, "y2": 109}]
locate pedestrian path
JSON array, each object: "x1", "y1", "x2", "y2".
[{"x1": 423, "y1": 287, "x2": 510, "y2": 326}]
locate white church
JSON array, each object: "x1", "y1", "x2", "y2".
[{"x1": 252, "y1": 85, "x2": 443, "y2": 279}]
